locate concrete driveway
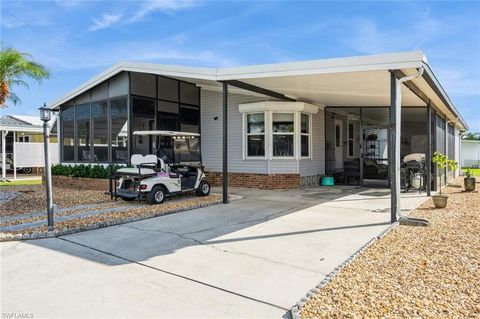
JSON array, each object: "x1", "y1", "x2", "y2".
[{"x1": 1, "y1": 186, "x2": 428, "y2": 319}]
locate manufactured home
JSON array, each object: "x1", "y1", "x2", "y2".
[
  {"x1": 47, "y1": 51, "x2": 468, "y2": 220},
  {"x1": 0, "y1": 115, "x2": 59, "y2": 179}
]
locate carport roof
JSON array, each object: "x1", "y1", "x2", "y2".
[{"x1": 47, "y1": 51, "x2": 468, "y2": 131}]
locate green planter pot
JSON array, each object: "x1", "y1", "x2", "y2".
[
  {"x1": 432, "y1": 195, "x2": 448, "y2": 208},
  {"x1": 464, "y1": 177, "x2": 476, "y2": 192}
]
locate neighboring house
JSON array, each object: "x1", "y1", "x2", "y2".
[
  {"x1": 461, "y1": 139, "x2": 480, "y2": 168},
  {"x1": 47, "y1": 51, "x2": 467, "y2": 192},
  {"x1": 0, "y1": 115, "x2": 58, "y2": 179}
]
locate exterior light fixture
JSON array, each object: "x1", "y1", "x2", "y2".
[{"x1": 39, "y1": 105, "x2": 52, "y2": 122}]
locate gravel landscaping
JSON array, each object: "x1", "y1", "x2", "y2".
[
  {"x1": 0, "y1": 185, "x2": 111, "y2": 217},
  {"x1": 298, "y1": 177, "x2": 480, "y2": 319},
  {"x1": 1, "y1": 185, "x2": 240, "y2": 241}
]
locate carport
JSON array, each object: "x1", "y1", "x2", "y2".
[
  {"x1": 46, "y1": 51, "x2": 468, "y2": 223},
  {"x1": 209, "y1": 51, "x2": 468, "y2": 222}
]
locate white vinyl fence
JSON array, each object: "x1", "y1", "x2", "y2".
[{"x1": 14, "y1": 142, "x2": 59, "y2": 167}]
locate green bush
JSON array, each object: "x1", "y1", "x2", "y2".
[{"x1": 51, "y1": 164, "x2": 124, "y2": 179}]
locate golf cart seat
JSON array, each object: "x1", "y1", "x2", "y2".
[{"x1": 116, "y1": 154, "x2": 158, "y2": 176}]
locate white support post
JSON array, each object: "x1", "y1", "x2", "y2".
[
  {"x1": 1, "y1": 130, "x2": 7, "y2": 181},
  {"x1": 389, "y1": 72, "x2": 401, "y2": 223},
  {"x1": 13, "y1": 131, "x2": 16, "y2": 180}
]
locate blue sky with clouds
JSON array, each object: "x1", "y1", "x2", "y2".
[{"x1": 1, "y1": 0, "x2": 479, "y2": 131}]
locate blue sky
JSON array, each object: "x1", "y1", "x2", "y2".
[{"x1": 1, "y1": 0, "x2": 479, "y2": 131}]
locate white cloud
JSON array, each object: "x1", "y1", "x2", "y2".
[
  {"x1": 55, "y1": 1, "x2": 83, "y2": 8},
  {"x1": 129, "y1": 0, "x2": 198, "y2": 23},
  {"x1": 89, "y1": 13, "x2": 123, "y2": 31}
]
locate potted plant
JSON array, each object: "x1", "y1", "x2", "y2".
[
  {"x1": 431, "y1": 152, "x2": 457, "y2": 208},
  {"x1": 464, "y1": 168, "x2": 476, "y2": 191}
]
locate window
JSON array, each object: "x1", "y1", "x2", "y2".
[
  {"x1": 180, "y1": 105, "x2": 200, "y2": 133},
  {"x1": 132, "y1": 97, "x2": 155, "y2": 155},
  {"x1": 246, "y1": 113, "x2": 265, "y2": 157},
  {"x1": 158, "y1": 76, "x2": 179, "y2": 102},
  {"x1": 61, "y1": 106, "x2": 75, "y2": 161},
  {"x1": 92, "y1": 100, "x2": 109, "y2": 162},
  {"x1": 180, "y1": 82, "x2": 200, "y2": 105},
  {"x1": 300, "y1": 113, "x2": 310, "y2": 157},
  {"x1": 110, "y1": 98, "x2": 128, "y2": 163},
  {"x1": 335, "y1": 124, "x2": 340, "y2": 147},
  {"x1": 272, "y1": 113, "x2": 294, "y2": 157},
  {"x1": 348, "y1": 122, "x2": 354, "y2": 158},
  {"x1": 75, "y1": 103, "x2": 91, "y2": 162},
  {"x1": 19, "y1": 136, "x2": 31, "y2": 143}
]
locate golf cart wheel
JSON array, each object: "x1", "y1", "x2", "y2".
[
  {"x1": 147, "y1": 186, "x2": 166, "y2": 205},
  {"x1": 196, "y1": 181, "x2": 210, "y2": 196},
  {"x1": 21, "y1": 167, "x2": 32, "y2": 174}
]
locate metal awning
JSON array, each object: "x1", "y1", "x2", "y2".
[{"x1": 47, "y1": 51, "x2": 467, "y2": 131}]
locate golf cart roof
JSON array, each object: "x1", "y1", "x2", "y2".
[{"x1": 132, "y1": 130, "x2": 200, "y2": 137}]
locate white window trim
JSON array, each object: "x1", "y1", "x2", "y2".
[
  {"x1": 243, "y1": 112, "x2": 267, "y2": 160},
  {"x1": 300, "y1": 113, "x2": 312, "y2": 159},
  {"x1": 271, "y1": 111, "x2": 296, "y2": 160},
  {"x1": 19, "y1": 135, "x2": 32, "y2": 143},
  {"x1": 240, "y1": 101, "x2": 322, "y2": 161}
]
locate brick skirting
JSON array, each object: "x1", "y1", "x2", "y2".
[
  {"x1": 47, "y1": 175, "x2": 110, "y2": 191},
  {"x1": 205, "y1": 172, "x2": 301, "y2": 189}
]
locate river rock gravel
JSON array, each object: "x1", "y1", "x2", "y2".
[{"x1": 300, "y1": 178, "x2": 480, "y2": 319}]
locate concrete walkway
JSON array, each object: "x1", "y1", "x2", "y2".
[{"x1": 1, "y1": 186, "x2": 428, "y2": 318}]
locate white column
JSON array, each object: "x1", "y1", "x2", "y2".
[
  {"x1": 1, "y1": 130, "x2": 6, "y2": 180},
  {"x1": 13, "y1": 131, "x2": 16, "y2": 180},
  {"x1": 389, "y1": 72, "x2": 401, "y2": 223}
]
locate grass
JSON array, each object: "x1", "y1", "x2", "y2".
[
  {"x1": 0, "y1": 179, "x2": 42, "y2": 186},
  {"x1": 462, "y1": 168, "x2": 480, "y2": 176}
]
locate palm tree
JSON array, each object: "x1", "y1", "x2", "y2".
[{"x1": 0, "y1": 46, "x2": 50, "y2": 108}]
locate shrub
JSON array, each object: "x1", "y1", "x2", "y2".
[{"x1": 51, "y1": 164, "x2": 124, "y2": 179}]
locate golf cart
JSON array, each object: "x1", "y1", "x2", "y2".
[{"x1": 110, "y1": 130, "x2": 210, "y2": 205}]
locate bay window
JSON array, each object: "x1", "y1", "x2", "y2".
[
  {"x1": 241, "y1": 101, "x2": 318, "y2": 160},
  {"x1": 272, "y1": 113, "x2": 294, "y2": 157},
  {"x1": 246, "y1": 113, "x2": 265, "y2": 157}
]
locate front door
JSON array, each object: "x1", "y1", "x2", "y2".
[{"x1": 335, "y1": 120, "x2": 343, "y2": 169}]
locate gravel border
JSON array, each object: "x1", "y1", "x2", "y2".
[
  {"x1": 0, "y1": 194, "x2": 242, "y2": 242},
  {"x1": 290, "y1": 222, "x2": 399, "y2": 319}
]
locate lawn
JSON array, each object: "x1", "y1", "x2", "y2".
[
  {"x1": 0, "y1": 179, "x2": 42, "y2": 187},
  {"x1": 462, "y1": 168, "x2": 480, "y2": 176},
  {"x1": 300, "y1": 177, "x2": 479, "y2": 318}
]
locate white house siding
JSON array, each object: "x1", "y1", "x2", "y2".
[
  {"x1": 200, "y1": 89, "x2": 268, "y2": 174},
  {"x1": 454, "y1": 127, "x2": 461, "y2": 175},
  {"x1": 200, "y1": 89, "x2": 325, "y2": 180},
  {"x1": 461, "y1": 140, "x2": 480, "y2": 168},
  {"x1": 299, "y1": 109, "x2": 325, "y2": 177}
]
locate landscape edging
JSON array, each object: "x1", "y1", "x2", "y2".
[
  {"x1": 290, "y1": 222, "x2": 399, "y2": 319},
  {"x1": 0, "y1": 194, "x2": 242, "y2": 242}
]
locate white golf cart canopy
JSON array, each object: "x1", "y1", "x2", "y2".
[{"x1": 132, "y1": 130, "x2": 200, "y2": 137}]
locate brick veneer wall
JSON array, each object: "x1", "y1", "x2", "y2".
[
  {"x1": 205, "y1": 172, "x2": 300, "y2": 189},
  {"x1": 47, "y1": 175, "x2": 110, "y2": 190}
]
